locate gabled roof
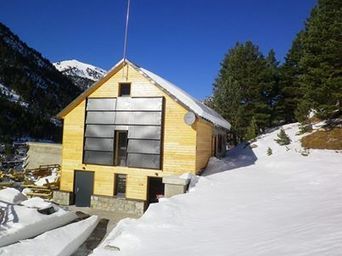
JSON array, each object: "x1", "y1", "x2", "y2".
[{"x1": 57, "y1": 59, "x2": 231, "y2": 130}]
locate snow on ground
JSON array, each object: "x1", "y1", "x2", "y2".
[
  {"x1": 20, "y1": 197, "x2": 52, "y2": 209},
  {"x1": 0, "y1": 188, "x2": 27, "y2": 204},
  {"x1": 93, "y1": 123, "x2": 342, "y2": 256},
  {"x1": 0, "y1": 215, "x2": 99, "y2": 256},
  {"x1": 0, "y1": 189, "x2": 77, "y2": 247}
]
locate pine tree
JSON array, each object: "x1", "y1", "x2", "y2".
[
  {"x1": 298, "y1": 0, "x2": 342, "y2": 120},
  {"x1": 278, "y1": 31, "x2": 305, "y2": 123},
  {"x1": 212, "y1": 41, "x2": 274, "y2": 141},
  {"x1": 262, "y1": 49, "x2": 281, "y2": 127},
  {"x1": 245, "y1": 116, "x2": 258, "y2": 141},
  {"x1": 267, "y1": 147, "x2": 273, "y2": 156},
  {"x1": 274, "y1": 128, "x2": 291, "y2": 145},
  {"x1": 212, "y1": 76, "x2": 243, "y2": 143}
]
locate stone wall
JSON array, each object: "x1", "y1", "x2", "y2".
[
  {"x1": 53, "y1": 190, "x2": 74, "y2": 205},
  {"x1": 91, "y1": 195, "x2": 145, "y2": 215}
]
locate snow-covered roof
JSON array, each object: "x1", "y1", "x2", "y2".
[
  {"x1": 57, "y1": 59, "x2": 231, "y2": 130},
  {"x1": 138, "y1": 67, "x2": 231, "y2": 130}
]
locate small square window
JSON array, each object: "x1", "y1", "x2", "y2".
[
  {"x1": 119, "y1": 83, "x2": 131, "y2": 97},
  {"x1": 114, "y1": 174, "x2": 127, "y2": 198}
]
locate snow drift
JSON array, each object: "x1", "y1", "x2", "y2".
[
  {"x1": 0, "y1": 215, "x2": 99, "y2": 256},
  {"x1": 92, "y1": 123, "x2": 342, "y2": 256},
  {"x1": 0, "y1": 189, "x2": 77, "y2": 247},
  {"x1": 0, "y1": 188, "x2": 27, "y2": 204}
]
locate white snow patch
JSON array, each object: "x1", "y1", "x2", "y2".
[
  {"x1": 54, "y1": 59, "x2": 106, "y2": 81},
  {"x1": 20, "y1": 197, "x2": 52, "y2": 209},
  {"x1": 0, "y1": 215, "x2": 99, "y2": 256},
  {"x1": 312, "y1": 120, "x2": 327, "y2": 129},
  {"x1": 0, "y1": 188, "x2": 27, "y2": 204},
  {"x1": 34, "y1": 167, "x2": 59, "y2": 186},
  {"x1": 92, "y1": 123, "x2": 342, "y2": 256},
  {"x1": 21, "y1": 188, "x2": 32, "y2": 197}
]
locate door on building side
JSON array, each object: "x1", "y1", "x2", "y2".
[
  {"x1": 74, "y1": 170, "x2": 94, "y2": 207},
  {"x1": 147, "y1": 177, "x2": 164, "y2": 207}
]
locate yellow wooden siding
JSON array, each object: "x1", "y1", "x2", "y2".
[
  {"x1": 195, "y1": 118, "x2": 214, "y2": 172},
  {"x1": 60, "y1": 65, "x2": 197, "y2": 201},
  {"x1": 60, "y1": 100, "x2": 85, "y2": 191}
]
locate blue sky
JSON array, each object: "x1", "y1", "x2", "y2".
[{"x1": 0, "y1": 0, "x2": 315, "y2": 100}]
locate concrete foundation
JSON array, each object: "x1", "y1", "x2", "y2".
[
  {"x1": 91, "y1": 195, "x2": 145, "y2": 216},
  {"x1": 162, "y1": 176, "x2": 190, "y2": 198},
  {"x1": 53, "y1": 190, "x2": 74, "y2": 205}
]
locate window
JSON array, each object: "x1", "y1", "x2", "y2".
[
  {"x1": 115, "y1": 130, "x2": 128, "y2": 166},
  {"x1": 114, "y1": 174, "x2": 127, "y2": 197},
  {"x1": 118, "y1": 83, "x2": 131, "y2": 96}
]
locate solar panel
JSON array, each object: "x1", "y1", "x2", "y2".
[
  {"x1": 84, "y1": 138, "x2": 114, "y2": 151},
  {"x1": 85, "y1": 125, "x2": 116, "y2": 137},
  {"x1": 127, "y1": 139, "x2": 160, "y2": 154},
  {"x1": 87, "y1": 98, "x2": 116, "y2": 110},
  {"x1": 127, "y1": 153, "x2": 160, "y2": 169},
  {"x1": 86, "y1": 112, "x2": 116, "y2": 124},
  {"x1": 128, "y1": 126, "x2": 161, "y2": 139},
  {"x1": 84, "y1": 151, "x2": 114, "y2": 165},
  {"x1": 130, "y1": 112, "x2": 162, "y2": 125}
]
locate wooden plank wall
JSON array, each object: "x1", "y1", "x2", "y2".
[
  {"x1": 195, "y1": 118, "x2": 214, "y2": 172},
  {"x1": 60, "y1": 65, "x2": 197, "y2": 201}
]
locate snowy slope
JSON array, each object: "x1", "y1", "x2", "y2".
[
  {"x1": 0, "y1": 82, "x2": 29, "y2": 108},
  {"x1": 54, "y1": 59, "x2": 106, "y2": 87},
  {"x1": 93, "y1": 123, "x2": 342, "y2": 256}
]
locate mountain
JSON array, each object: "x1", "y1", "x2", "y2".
[
  {"x1": 0, "y1": 82, "x2": 28, "y2": 108},
  {"x1": 0, "y1": 22, "x2": 82, "y2": 142},
  {"x1": 54, "y1": 60, "x2": 106, "y2": 89}
]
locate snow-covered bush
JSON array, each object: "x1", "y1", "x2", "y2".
[
  {"x1": 297, "y1": 123, "x2": 313, "y2": 135},
  {"x1": 274, "y1": 128, "x2": 291, "y2": 146},
  {"x1": 267, "y1": 147, "x2": 272, "y2": 156}
]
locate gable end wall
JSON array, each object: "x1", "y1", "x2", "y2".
[{"x1": 60, "y1": 65, "x2": 199, "y2": 201}]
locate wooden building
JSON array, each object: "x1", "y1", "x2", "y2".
[{"x1": 56, "y1": 59, "x2": 230, "y2": 213}]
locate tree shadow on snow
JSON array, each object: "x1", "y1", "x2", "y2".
[
  {"x1": 0, "y1": 201, "x2": 19, "y2": 231},
  {"x1": 202, "y1": 142, "x2": 257, "y2": 176}
]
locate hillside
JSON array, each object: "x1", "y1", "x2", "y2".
[
  {"x1": 93, "y1": 123, "x2": 342, "y2": 256},
  {"x1": 54, "y1": 59, "x2": 106, "y2": 90},
  {"x1": 0, "y1": 22, "x2": 81, "y2": 141}
]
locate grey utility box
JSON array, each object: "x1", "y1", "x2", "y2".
[{"x1": 162, "y1": 176, "x2": 190, "y2": 198}]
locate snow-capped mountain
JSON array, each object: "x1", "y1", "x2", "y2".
[{"x1": 54, "y1": 60, "x2": 106, "y2": 90}]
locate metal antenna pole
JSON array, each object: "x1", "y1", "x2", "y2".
[{"x1": 123, "y1": 0, "x2": 131, "y2": 62}]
